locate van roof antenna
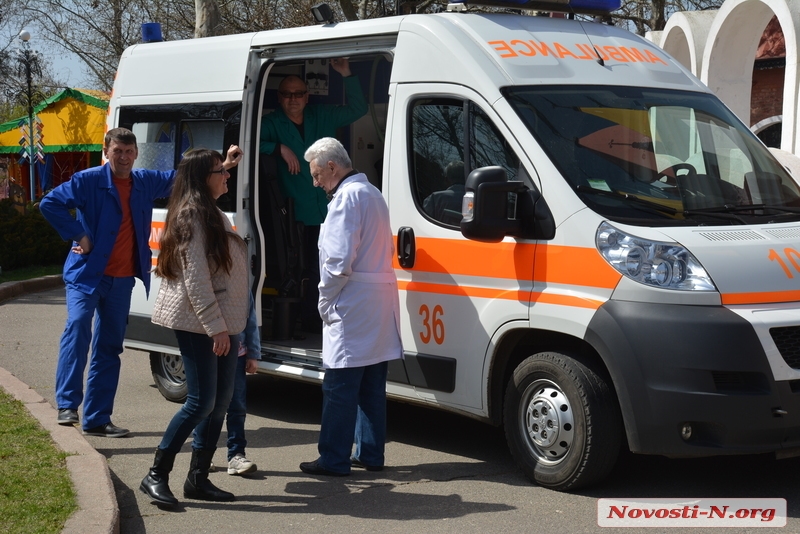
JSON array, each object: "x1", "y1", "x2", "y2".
[{"x1": 572, "y1": 10, "x2": 604, "y2": 66}]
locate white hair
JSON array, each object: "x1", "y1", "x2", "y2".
[{"x1": 304, "y1": 137, "x2": 352, "y2": 168}]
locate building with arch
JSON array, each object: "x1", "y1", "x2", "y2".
[{"x1": 652, "y1": 0, "x2": 799, "y2": 157}]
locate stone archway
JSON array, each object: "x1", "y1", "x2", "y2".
[
  {"x1": 753, "y1": 115, "x2": 783, "y2": 147},
  {"x1": 701, "y1": 0, "x2": 800, "y2": 153},
  {"x1": 660, "y1": 10, "x2": 718, "y2": 75}
]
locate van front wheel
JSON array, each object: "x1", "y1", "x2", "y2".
[
  {"x1": 149, "y1": 352, "x2": 188, "y2": 404},
  {"x1": 504, "y1": 352, "x2": 621, "y2": 491}
]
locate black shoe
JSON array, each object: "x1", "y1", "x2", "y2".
[
  {"x1": 351, "y1": 457, "x2": 384, "y2": 472},
  {"x1": 299, "y1": 459, "x2": 349, "y2": 477},
  {"x1": 83, "y1": 422, "x2": 130, "y2": 438},
  {"x1": 57, "y1": 409, "x2": 79, "y2": 426}
]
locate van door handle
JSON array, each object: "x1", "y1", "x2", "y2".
[{"x1": 397, "y1": 226, "x2": 416, "y2": 269}]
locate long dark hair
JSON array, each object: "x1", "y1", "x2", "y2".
[{"x1": 156, "y1": 149, "x2": 232, "y2": 280}]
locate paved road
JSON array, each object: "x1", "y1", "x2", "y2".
[{"x1": 2, "y1": 287, "x2": 800, "y2": 533}]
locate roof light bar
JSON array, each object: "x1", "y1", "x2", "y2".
[{"x1": 446, "y1": 0, "x2": 621, "y2": 15}]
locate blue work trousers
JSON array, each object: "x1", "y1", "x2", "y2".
[
  {"x1": 55, "y1": 275, "x2": 135, "y2": 430},
  {"x1": 318, "y1": 361, "x2": 388, "y2": 474},
  {"x1": 159, "y1": 329, "x2": 237, "y2": 454}
]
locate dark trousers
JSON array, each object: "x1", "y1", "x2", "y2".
[
  {"x1": 159, "y1": 330, "x2": 238, "y2": 454},
  {"x1": 301, "y1": 224, "x2": 321, "y2": 330},
  {"x1": 317, "y1": 361, "x2": 389, "y2": 474}
]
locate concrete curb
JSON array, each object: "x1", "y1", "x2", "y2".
[
  {"x1": 0, "y1": 280, "x2": 120, "y2": 534},
  {"x1": 0, "y1": 274, "x2": 65, "y2": 304}
]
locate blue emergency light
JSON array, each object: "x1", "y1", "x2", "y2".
[{"x1": 447, "y1": 0, "x2": 621, "y2": 14}]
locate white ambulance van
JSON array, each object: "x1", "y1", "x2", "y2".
[{"x1": 114, "y1": 0, "x2": 800, "y2": 490}]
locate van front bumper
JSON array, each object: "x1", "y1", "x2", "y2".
[{"x1": 585, "y1": 300, "x2": 800, "y2": 457}]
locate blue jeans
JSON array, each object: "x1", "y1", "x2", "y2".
[
  {"x1": 318, "y1": 361, "x2": 388, "y2": 474},
  {"x1": 159, "y1": 330, "x2": 237, "y2": 454},
  {"x1": 56, "y1": 275, "x2": 135, "y2": 430},
  {"x1": 225, "y1": 356, "x2": 248, "y2": 460}
]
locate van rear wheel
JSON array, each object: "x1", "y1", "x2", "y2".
[
  {"x1": 503, "y1": 351, "x2": 621, "y2": 491},
  {"x1": 149, "y1": 352, "x2": 187, "y2": 404}
]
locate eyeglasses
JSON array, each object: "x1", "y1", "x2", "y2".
[
  {"x1": 279, "y1": 90, "x2": 308, "y2": 100},
  {"x1": 210, "y1": 167, "x2": 228, "y2": 175}
]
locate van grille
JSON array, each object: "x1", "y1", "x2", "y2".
[
  {"x1": 763, "y1": 227, "x2": 800, "y2": 239},
  {"x1": 697, "y1": 230, "x2": 765, "y2": 241},
  {"x1": 770, "y1": 326, "x2": 800, "y2": 369}
]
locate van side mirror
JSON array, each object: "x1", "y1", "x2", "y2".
[{"x1": 460, "y1": 166, "x2": 555, "y2": 243}]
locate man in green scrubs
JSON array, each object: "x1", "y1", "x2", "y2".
[{"x1": 259, "y1": 58, "x2": 368, "y2": 332}]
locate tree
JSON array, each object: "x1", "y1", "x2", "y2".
[
  {"x1": 614, "y1": 0, "x2": 722, "y2": 35},
  {"x1": 23, "y1": 0, "x2": 163, "y2": 92},
  {"x1": 0, "y1": 5, "x2": 62, "y2": 123},
  {"x1": 194, "y1": 0, "x2": 221, "y2": 37}
]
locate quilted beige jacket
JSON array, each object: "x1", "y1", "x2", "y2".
[{"x1": 151, "y1": 211, "x2": 249, "y2": 337}]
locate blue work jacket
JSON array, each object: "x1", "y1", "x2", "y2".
[{"x1": 39, "y1": 163, "x2": 175, "y2": 296}]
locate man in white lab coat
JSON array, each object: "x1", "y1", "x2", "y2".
[{"x1": 299, "y1": 137, "x2": 403, "y2": 476}]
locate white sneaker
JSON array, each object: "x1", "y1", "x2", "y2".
[{"x1": 227, "y1": 453, "x2": 257, "y2": 475}]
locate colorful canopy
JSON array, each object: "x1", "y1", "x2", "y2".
[{"x1": 0, "y1": 88, "x2": 109, "y2": 154}]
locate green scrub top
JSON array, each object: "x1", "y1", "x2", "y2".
[{"x1": 259, "y1": 76, "x2": 368, "y2": 226}]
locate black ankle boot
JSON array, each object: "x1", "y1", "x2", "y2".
[
  {"x1": 139, "y1": 448, "x2": 178, "y2": 507},
  {"x1": 183, "y1": 448, "x2": 235, "y2": 502}
]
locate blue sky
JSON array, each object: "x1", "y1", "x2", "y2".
[{"x1": 23, "y1": 25, "x2": 92, "y2": 90}]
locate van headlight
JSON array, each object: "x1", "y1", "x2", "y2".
[{"x1": 596, "y1": 222, "x2": 716, "y2": 291}]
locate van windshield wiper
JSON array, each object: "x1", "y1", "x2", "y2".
[
  {"x1": 688, "y1": 203, "x2": 800, "y2": 214},
  {"x1": 576, "y1": 186, "x2": 750, "y2": 223},
  {"x1": 680, "y1": 208, "x2": 747, "y2": 224},
  {"x1": 575, "y1": 186, "x2": 678, "y2": 216}
]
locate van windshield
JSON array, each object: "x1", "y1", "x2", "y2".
[{"x1": 504, "y1": 85, "x2": 800, "y2": 225}]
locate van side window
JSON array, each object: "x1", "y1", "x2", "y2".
[
  {"x1": 120, "y1": 103, "x2": 241, "y2": 210},
  {"x1": 470, "y1": 104, "x2": 519, "y2": 183},
  {"x1": 410, "y1": 98, "x2": 464, "y2": 226},
  {"x1": 409, "y1": 98, "x2": 520, "y2": 227}
]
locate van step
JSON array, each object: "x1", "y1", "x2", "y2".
[{"x1": 260, "y1": 341, "x2": 323, "y2": 371}]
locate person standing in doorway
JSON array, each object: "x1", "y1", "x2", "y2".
[{"x1": 259, "y1": 58, "x2": 367, "y2": 332}]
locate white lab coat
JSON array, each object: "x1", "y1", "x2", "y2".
[{"x1": 318, "y1": 172, "x2": 403, "y2": 369}]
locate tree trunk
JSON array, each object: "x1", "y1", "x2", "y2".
[
  {"x1": 195, "y1": 0, "x2": 222, "y2": 38},
  {"x1": 339, "y1": 0, "x2": 359, "y2": 21}
]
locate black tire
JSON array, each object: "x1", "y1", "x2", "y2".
[
  {"x1": 503, "y1": 351, "x2": 621, "y2": 491},
  {"x1": 149, "y1": 352, "x2": 187, "y2": 404}
]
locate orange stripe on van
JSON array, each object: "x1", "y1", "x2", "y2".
[
  {"x1": 393, "y1": 237, "x2": 620, "y2": 289},
  {"x1": 533, "y1": 243, "x2": 620, "y2": 289},
  {"x1": 531, "y1": 292, "x2": 604, "y2": 309},
  {"x1": 397, "y1": 280, "x2": 604, "y2": 309},
  {"x1": 722, "y1": 290, "x2": 800, "y2": 305},
  {"x1": 149, "y1": 221, "x2": 165, "y2": 250},
  {"x1": 149, "y1": 221, "x2": 237, "y2": 253},
  {"x1": 398, "y1": 280, "x2": 529, "y2": 301}
]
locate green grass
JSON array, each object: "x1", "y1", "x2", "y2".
[
  {"x1": 0, "y1": 265, "x2": 62, "y2": 285},
  {"x1": 0, "y1": 389, "x2": 77, "y2": 534}
]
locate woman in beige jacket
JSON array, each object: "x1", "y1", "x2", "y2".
[{"x1": 140, "y1": 147, "x2": 249, "y2": 508}]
